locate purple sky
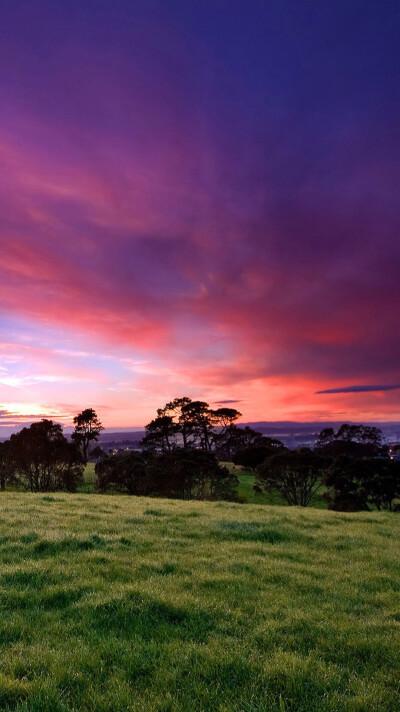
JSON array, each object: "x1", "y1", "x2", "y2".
[{"x1": 0, "y1": 0, "x2": 399, "y2": 430}]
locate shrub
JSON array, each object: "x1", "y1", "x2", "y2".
[
  {"x1": 7, "y1": 420, "x2": 84, "y2": 492},
  {"x1": 145, "y1": 449, "x2": 238, "y2": 501},
  {"x1": 95, "y1": 452, "x2": 151, "y2": 495}
]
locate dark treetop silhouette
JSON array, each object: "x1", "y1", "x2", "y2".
[{"x1": 71, "y1": 409, "x2": 104, "y2": 464}]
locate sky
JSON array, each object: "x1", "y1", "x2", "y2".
[{"x1": 0, "y1": 0, "x2": 399, "y2": 432}]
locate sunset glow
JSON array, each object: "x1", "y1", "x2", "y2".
[{"x1": 0, "y1": 1, "x2": 399, "y2": 432}]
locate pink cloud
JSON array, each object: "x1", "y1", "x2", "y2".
[{"x1": 0, "y1": 3, "x2": 399, "y2": 425}]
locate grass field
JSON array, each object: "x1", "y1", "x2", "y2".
[{"x1": 0, "y1": 493, "x2": 398, "y2": 711}]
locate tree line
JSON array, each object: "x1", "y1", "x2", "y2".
[
  {"x1": 0, "y1": 398, "x2": 399, "y2": 511},
  {"x1": 244, "y1": 423, "x2": 400, "y2": 511},
  {"x1": 97, "y1": 399, "x2": 400, "y2": 511}
]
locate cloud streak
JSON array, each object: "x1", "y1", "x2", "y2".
[{"x1": 316, "y1": 385, "x2": 400, "y2": 395}]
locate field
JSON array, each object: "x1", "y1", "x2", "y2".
[{"x1": 0, "y1": 494, "x2": 398, "y2": 711}]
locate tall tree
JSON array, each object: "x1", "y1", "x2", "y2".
[
  {"x1": 215, "y1": 426, "x2": 281, "y2": 461},
  {"x1": 236, "y1": 426, "x2": 270, "y2": 448},
  {"x1": 71, "y1": 409, "x2": 104, "y2": 464},
  {"x1": 180, "y1": 400, "x2": 215, "y2": 450},
  {"x1": 141, "y1": 415, "x2": 179, "y2": 452},
  {"x1": 158, "y1": 397, "x2": 193, "y2": 448},
  {"x1": 211, "y1": 407, "x2": 242, "y2": 458},
  {"x1": 212, "y1": 407, "x2": 242, "y2": 433}
]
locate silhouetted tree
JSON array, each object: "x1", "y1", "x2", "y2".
[
  {"x1": 7, "y1": 420, "x2": 84, "y2": 492},
  {"x1": 323, "y1": 455, "x2": 400, "y2": 511},
  {"x1": 213, "y1": 407, "x2": 241, "y2": 432},
  {"x1": 233, "y1": 440, "x2": 285, "y2": 472},
  {"x1": 180, "y1": 401, "x2": 215, "y2": 450},
  {"x1": 214, "y1": 425, "x2": 274, "y2": 460},
  {"x1": 315, "y1": 427, "x2": 335, "y2": 449},
  {"x1": 237, "y1": 426, "x2": 270, "y2": 448},
  {"x1": 95, "y1": 451, "x2": 151, "y2": 495},
  {"x1": 72, "y1": 409, "x2": 104, "y2": 463},
  {"x1": 145, "y1": 449, "x2": 238, "y2": 501},
  {"x1": 0, "y1": 440, "x2": 12, "y2": 491},
  {"x1": 210, "y1": 409, "x2": 242, "y2": 457},
  {"x1": 323, "y1": 456, "x2": 368, "y2": 511},
  {"x1": 142, "y1": 398, "x2": 242, "y2": 454},
  {"x1": 316, "y1": 424, "x2": 386, "y2": 458},
  {"x1": 158, "y1": 397, "x2": 193, "y2": 448},
  {"x1": 257, "y1": 448, "x2": 326, "y2": 506},
  {"x1": 141, "y1": 415, "x2": 179, "y2": 452},
  {"x1": 361, "y1": 458, "x2": 400, "y2": 511}
]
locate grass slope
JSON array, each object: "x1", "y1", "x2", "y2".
[{"x1": 0, "y1": 493, "x2": 398, "y2": 711}]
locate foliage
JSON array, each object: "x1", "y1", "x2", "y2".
[
  {"x1": 316, "y1": 424, "x2": 387, "y2": 458},
  {"x1": 0, "y1": 494, "x2": 398, "y2": 711},
  {"x1": 214, "y1": 425, "x2": 270, "y2": 460},
  {"x1": 179, "y1": 400, "x2": 216, "y2": 451},
  {"x1": 158, "y1": 396, "x2": 193, "y2": 447},
  {"x1": 257, "y1": 448, "x2": 326, "y2": 506},
  {"x1": 95, "y1": 449, "x2": 237, "y2": 501},
  {"x1": 145, "y1": 449, "x2": 238, "y2": 501},
  {"x1": 71, "y1": 408, "x2": 104, "y2": 463},
  {"x1": 0, "y1": 440, "x2": 12, "y2": 491},
  {"x1": 233, "y1": 440, "x2": 285, "y2": 471},
  {"x1": 323, "y1": 455, "x2": 400, "y2": 511},
  {"x1": 141, "y1": 415, "x2": 180, "y2": 452},
  {"x1": 142, "y1": 397, "x2": 242, "y2": 453},
  {"x1": 95, "y1": 451, "x2": 151, "y2": 495},
  {"x1": 7, "y1": 420, "x2": 84, "y2": 492}
]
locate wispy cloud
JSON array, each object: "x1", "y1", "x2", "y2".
[
  {"x1": 213, "y1": 399, "x2": 243, "y2": 405},
  {"x1": 316, "y1": 385, "x2": 400, "y2": 394}
]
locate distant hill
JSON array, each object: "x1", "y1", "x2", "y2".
[{"x1": 2, "y1": 421, "x2": 400, "y2": 447}]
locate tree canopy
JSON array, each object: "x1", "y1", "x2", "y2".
[
  {"x1": 141, "y1": 397, "x2": 242, "y2": 453},
  {"x1": 7, "y1": 420, "x2": 84, "y2": 492},
  {"x1": 96, "y1": 448, "x2": 238, "y2": 501},
  {"x1": 315, "y1": 424, "x2": 387, "y2": 458},
  {"x1": 323, "y1": 455, "x2": 400, "y2": 511},
  {"x1": 72, "y1": 409, "x2": 104, "y2": 463}
]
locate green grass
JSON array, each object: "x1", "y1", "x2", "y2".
[
  {"x1": 79, "y1": 463, "x2": 96, "y2": 493},
  {"x1": 0, "y1": 494, "x2": 398, "y2": 711}
]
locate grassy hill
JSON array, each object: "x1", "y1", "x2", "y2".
[{"x1": 0, "y1": 494, "x2": 398, "y2": 711}]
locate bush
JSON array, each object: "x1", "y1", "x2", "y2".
[
  {"x1": 323, "y1": 455, "x2": 400, "y2": 511},
  {"x1": 95, "y1": 452, "x2": 151, "y2": 495},
  {"x1": 146, "y1": 449, "x2": 238, "y2": 501},
  {"x1": 7, "y1": 420, "x2": 84, "y2": 492},
  {"x1": 96, "y1": 449, "x2": 238, "y2": 501},
  {"x1": 233, "y1": 443, "x2": 285, "y2": 471}
]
